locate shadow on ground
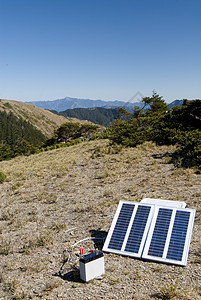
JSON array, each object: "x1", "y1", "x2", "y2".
[
  {"x1": 89, "y1": 229, "x2": 108, "y2": 250},
  {"x1": 53, "y1": 268, "x2": 83, "y2": 283}
]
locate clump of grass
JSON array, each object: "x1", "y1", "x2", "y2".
[
  {"x1": 0, "y1": 209, "x2": 14, "y2": 225},
  {"x1": 11, "y1": 181, "x2": 22, "y2": 192},
  {"x1": 0, "y1": 210, "x2": 10, "y2": 221},
  {"x1": 0, "y1": 240, "x2": 11, "y2": 255},
  {"x1": 194, "y1": 208, "x2": 201, "y2": 224},
  {"x1": 172, "y1": 168, "x2": 186, "y2": 176},
  {"x1": 103, "y1": 188, "x2": 114, "y2": 198},
  {"x1": 133, "y1": 273, "x2": 142, "y2": 280},
  {"x1": 35, "y1": 232, "x2": 52, "y2": 247},
  {"x1": 51, "y1": 222, "x2": 66, "y2": 232},
  {"x1": 109, "y1": 276, "x2": 120, "y2": 285},
  {"x1": 94, "y1": 169, "x2": 109, "y2": 180},
  {"x1": 194, "y1": 248, "x2": 201, "y2": 264},
  {"x1": 12, "y1": 219, "x2": 23, "y2": 230},
  {"x1": 20, "y1": 231, "x2": 52, "y2": 253},
  {"x1": 137, "y1": 141, "x2": 157, "y2": 151},
  {"x1": 44, "y1": 193, "x2": 57, "y2": 204},
  {"x1": 3, "y1": 279, "x2": 19, "y2": 294},
  {"x1": 0, "y1": 272, "x2": 4, "y2": 283},
  {"x1": 155, "y1": 285, "x2": 177, "y2": 300},
  {"x1": 153, "y1": 266, "x2": 163, "y2": 273},
  {"x1": 20, "y1": 244, "x2": 31, "y2": 255},
  {"x1": 34, "y1": 192, "x2": 45, "y2": 201},
  {"x1": 41, "y1": 280, "x2": 61, "y2": 295},
  {"x1": 20, "y1": 260, "x2": 45, "y2": 273},
  {"x1": 91, "y1": 144, "x2": 122, "y2": 158}
]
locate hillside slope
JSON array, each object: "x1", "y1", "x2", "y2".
[
  {"x1": 0, "y1": 110, "x2": 46, "y2": 148},
  {"x1": 0, "y1": 140, "x2": 200, "y2": 299},
  {"x1": 0, "y1": 99, "x2": 91, "y2": 138},
  {"x1": 59, "y1": 107, "x2": 118, "y2": 126}
]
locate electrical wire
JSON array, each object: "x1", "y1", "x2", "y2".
[
  {"x1": 59, "y1": 236, "x2": 105, "y2": 274},
  {"x1": 71, "y1": 237, "x2": 104, "y2": 248}
]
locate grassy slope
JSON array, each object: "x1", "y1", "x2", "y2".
[
  {"x1": 0, "y1": 99, "x2": 93, "y2": 138},
  {"x1": 0, "y1": 140, "x2": 200, "y2": 299}
]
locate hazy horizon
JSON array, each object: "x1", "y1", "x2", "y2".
[{"x1": 2, "y1": 95, "x2": 186, "y2": 104}]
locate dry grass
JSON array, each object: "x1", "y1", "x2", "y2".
[{"x1": 0, "y1": 139, "x2": 200, "y2": 299}]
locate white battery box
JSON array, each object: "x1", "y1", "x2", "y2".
[{"x1": 79, "y1": 251, "x2": 105, "y2": 282}]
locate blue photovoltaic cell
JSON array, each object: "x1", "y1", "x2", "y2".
[
  {"x1": 125, "y1": 205, "x2": 151, "y2": 253},
  {"x1": 108, "y1": 203, "x2": 134, "y2": 250},
  {"x1": 148, "y1": 208, "x2": 172, "y2": 257},
  {"x1": 166, "y1": 211, "x2": 190, "y2": 261}
]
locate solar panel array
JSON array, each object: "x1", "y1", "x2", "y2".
[{"x1": 103, "y1": 200, "x2": 195, "y2": 266}]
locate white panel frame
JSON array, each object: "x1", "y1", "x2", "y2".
[
  {"x1": 142, "y1": 206, "x2": 196, "y2": 266},
  {"x1": 103, "y1": 200, "x2": 155, "y2": 258},
  {"x1": 141, "y1": 198, "x2": 187, "y2": 208}
]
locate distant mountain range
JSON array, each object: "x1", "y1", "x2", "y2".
[
  {"x1": 26, "y1": 97, "x2": 143, "y2": 112},
  {"x1": 27, "y1": 96, "x2": 184, "y2": 113},
  {"x1": 26, "y1": 97, "x2": 184, "y2": 127}
]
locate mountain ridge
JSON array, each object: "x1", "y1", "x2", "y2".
[
  {"x1": 26, "y1": 96, "x2": 184, "y2": 113},
  {"x1": 55, "y1": 99, "x2": 184, "y2": 127},
  {"x1": 26, "y1": 96, "x2": 143, "y2": 112}
]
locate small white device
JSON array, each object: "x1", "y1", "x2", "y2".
[{"x1": 79, "y1": 251, "x2": 105, "y2": 282}]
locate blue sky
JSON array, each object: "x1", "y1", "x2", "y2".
[{"x1": 0, "y1": 0, "x2": 201, "y2": 103}]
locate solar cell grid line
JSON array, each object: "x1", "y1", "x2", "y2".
[
  {"x1": 147, "y1": 208, "x2": 172, "y2": 258},
  {"x1": 124, "y1": 205, "x2": 151, "y2": 253},
  {"x1": 108, "y1": 203, "x2": 134, "y2": 250},
  {"x1": 162, "y1": 209, "x2": 176, "y2": 259},
  {"x1": 166, "y1": 210, "x2": 190, "y2": 261}
]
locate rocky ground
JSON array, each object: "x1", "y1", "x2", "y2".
[{"x1": 0, "y1": 140, "x2": 200, "y2": 299}]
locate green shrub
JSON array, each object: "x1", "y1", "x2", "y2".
[
  {"x1": 56, "y1": 122, "x2": 100, "y2": 143},
  {"x1": 105, "y1": 118, "x2": 153, "y2": 147},
  {"x1": 3, "y1": 102, "x2": 12, "y2": 109},
  {"x1": 0, "y1": 144, "x2": 14, "y2": 161},
  {"x1": 106, "y1": 98, "x2": 201, "y2": 169},
  {"x1": 0, "y1": 172, "x2": 6, "y2": 184},
  {"x1": 177, "y1": 130, "x2": 201, "y2": 168},
  {"x1": 42, "y1": 122, "x2": 101, "y2": 149}
]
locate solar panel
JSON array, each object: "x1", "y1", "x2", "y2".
[
  {"x1": 103, "y1": 200, "x2": 195, "y2": 266},
  {"x1": 102, "y1": 201, "x2": 155, "y2": 257},
  {"x1": 142, "y1": 206, "x2": 195, "y2": 266}
]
